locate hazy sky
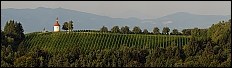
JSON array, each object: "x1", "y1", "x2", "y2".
[{"x1": 1, "y1": 1, "x2": 231, "y2": 19}]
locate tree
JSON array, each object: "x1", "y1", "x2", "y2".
[
  {"x1": 100, "y1": 26, "x2": 108, "y2": 32},
  {"x1": 1, "y1": 30, "x2": 7, "y2": 46},
  {"x1": 48, "y1": 54, "x2": 70, "y2": 67},
  {"x1": 170, "y1": 29, "x2": 180, "y2": 35},
  {"x1": 120, "y1": 26, "x2": 125, "y2": 33},
  {"x1": 143, "y1": 29, "x2": 149, "y2": 34},
  {"x1": 4, "y1": 20, "x2": 17, "y2": 38},
  {"x1": 182, "y1": 29, "x2": 191, "y2": 35},
  {"x1": 121, "y1": 26, "x2": 125, "y2": 34},
  {"x1": 191, "y1": 28, "x2": 208, "y2": 42},
  {"x1": 14, "y1": 48, "x2": 48, "y2": 67},
  {"x1": 62, "y1": 22, "x2": 68, "y2": 31},
  {"x1": 162, "y1": 27, "x2": 170, "y2": 35},
  {"x1": 3, "y1": 20, "x2": 25, "y2": 50},
  {"x1": 14, "y1": 55, "x2": 38, "y2": 67},
  {"x1": 207, "y1": 20, "x2": 231, "y2": 45},
  {"x1": 121, "y1": 26, "x2": 130, "y2": 34},
  {"x1": 67, "y1": 20, "x2": 74, "y2": 32},
  {"x1": 14, "y1": 22, "x2": 25, "y2": 46},
  {"x1": 124, "y1": 26, "x2": 130, "y2": 34},
  {"x1": 132, "y1": 26, "x2": 142, "y2": 34},
  {"x1": 111, "y1": 26, "x2": 120, "y2": 33},
  {"x1": 153, "y1": 27, "x2": 160, "y2": 35},
  {"x1": 2, "y1": 45, "x2": 14, "y2": 66}
]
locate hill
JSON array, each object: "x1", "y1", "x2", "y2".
[
  {"x1": 145, "y1": 12, "x2": 231, "y2": 29},
  {"x1": 1, "y1": 18, "x2": 230, "y2": 67},
  {"x1": 1, "y1": 7, "x2": 230, "y2": 33}
]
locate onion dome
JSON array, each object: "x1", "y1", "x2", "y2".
[{"x1": 54, "y1": 17, "x2": 60, "y2": 26}]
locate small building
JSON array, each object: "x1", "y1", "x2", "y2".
[
  {"x1": 43, "y1": 27, "x2": 49, "y2": 32},
  {"x1": 42, "y1": 27, "x2": 46, "y2": 32},
  {"x1": 54, "y1": 17, "x2": 60, "y2": 32}
]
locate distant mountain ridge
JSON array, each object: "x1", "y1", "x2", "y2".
[{"x1": 1, "y1": 7, "x2": 230, "y2": 33}]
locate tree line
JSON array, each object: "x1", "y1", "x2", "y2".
[
  {"x1": 100, "y1": 25, "x2": 192, "y2": 35},
  {"x1": 60, "y1": 19, "x2": 193, "y2": 36}
]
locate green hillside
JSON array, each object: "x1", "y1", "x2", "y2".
[
  {"x1": 22, "y1": 32, "x2": 190, "y2": 54},
  {"x1": 2, "y1": 19, "x2": 230, "y2": 67}
]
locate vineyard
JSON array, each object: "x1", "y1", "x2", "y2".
[{"x1": 22, "y1": 32, "x2": 191, "y2": 54}]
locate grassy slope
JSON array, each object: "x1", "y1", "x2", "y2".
[{"x1": 22, "y1": 32, "x2": 190, "y2": 54}]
